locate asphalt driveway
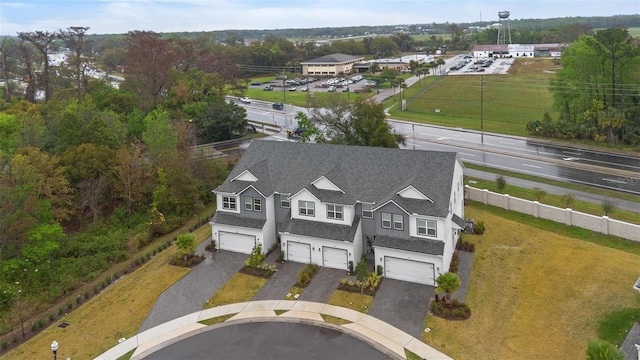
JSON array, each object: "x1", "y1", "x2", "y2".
[
  {"x1": 367, "y1": 278, "x2": 434, "y2": 337},
  {"x1": 252, "y1": 260, "x2": 305, "y2": 301},
  {"x1": 138, "y1": 248, "x2": 246, "y2": 332},
  {"x1": 300, "y1": 267, "x2": 349, "y2": 303}
]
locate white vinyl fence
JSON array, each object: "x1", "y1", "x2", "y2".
[{"x1": 465, "y1": 185, "x2": 640, "y2": 242}]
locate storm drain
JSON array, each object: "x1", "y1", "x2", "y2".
[{"x1": 57, "y1": 322, "x2": 70, "y2": 328}]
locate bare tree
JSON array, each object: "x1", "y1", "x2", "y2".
[
  {"x1": 58, "y1": 26, "x2": 91, "y2": 97},
  {"x1": 17, "y1": 31, "x2": 58, "y2": 102}
]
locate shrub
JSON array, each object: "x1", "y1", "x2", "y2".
[
  {"x1": 2, "y1": 341, "x2": 7, "y2": 350},
  {"x1": 84, "y1": 291, "x2": 90, "y2": 299},
  {"x1": 37, "y1": 318, "x2": 45, "y2": 328},
  {"x1": 449, "y1": 251, "x2": 460, "y2": 273},
  {"x1": 58, "y1": 307, "x2": 64, "y2": 316},
  {"x1": 49, "y1": 313, "x2": 55, "y2": 322},
  {"x1": 495, "y1": 174, "x2": 507, "y2": 193},
  {"x1": 474, "y1": 221, "x2": 485, "y2": 235},
  {"x1": 66, "y1": 301, "x2": 73, "y2": 310},
  {"x1": 93, "y1": 285, "x2": 99, "y2": 295},
  {"x1": 348, "y1": 261, "x2": 354, "y2": 274},
  {"x1": 277, "y1": 250, "x2": 285, "y2": 263},
  {"x1": 31, "y1": 323, "x2": 37, "y2": 332},
  {"x1": 76, "y1": 296, "x2": 81, "y2": 305},
  {"x1": 430, "y1": 299, "x2": 471, "y2": 320},
  {"x1": 376, "y1": 265, "x2": 383, "y2": 276},
  {"x1": 244, "y1": 243, "x2": 265, "y2": 269},
  {"x1": 295, "y1": 264, "x2": 320, "y2": 288},
  {"x1": 456, "y1": 240, "x2": 475, "y2": 252},
  {"x1": 176, "y1": 233, "x2": 197, "y2": 260}
]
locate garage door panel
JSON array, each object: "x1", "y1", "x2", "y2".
[
  {"x1": 219, "y1": 231, "x2": 256, "y2": 254},
  {"x1": 322, "y1": 247, "x2": 348, "y2": 270},
  {"x1": 287, "y1": 241, "x2": 311, "y2": 263},
  {"x1": 384, "y1": 257, "x2": 435, "y2": 285}
]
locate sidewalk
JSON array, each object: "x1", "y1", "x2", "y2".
[{"x1": 96, "y1": 300, "x2": 452, "y2": 360}]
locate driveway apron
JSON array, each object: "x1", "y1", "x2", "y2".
[
  {"x1": 299, "y1": 267, "x2": 347, "y2": 303},
  {"x1": 252, "y1": 261, "x2": 305, "y2": 301},
  {"x1": 367, "y1": 279, "x2": 433, "y2": 337},
  {"x1": 138, "y1": 249, "x2": 246, "y2": 332}
]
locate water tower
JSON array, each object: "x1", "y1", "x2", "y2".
[{"x1": 497, "y1": 10, "x2": 512, "y2": 45}]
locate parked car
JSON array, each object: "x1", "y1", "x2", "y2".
[
  {"x1": 272, "y1": 102, "x2": 284, "y2": 110},
  {"x1": 327, "y1": 86, "x2": 337, "y2": 92},
  {"x1": 250, "y1": 82, "x2": 261, "y2": 86},
  {"x1": 240, "y1": 97, "x2": 251, "y2": 104},
  {"x1": 300, "y1": 87, "x2": 309, "y2": 92},
  {"x1": 288, "y1": 87, "x2": 297, "y2": 91},
  {"x1": 263, "y1": 85, "x2": 274, "y2": 91}
]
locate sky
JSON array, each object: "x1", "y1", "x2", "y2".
[{"x1": 1, "y1": 0, "x2": 639, "y2": 35}]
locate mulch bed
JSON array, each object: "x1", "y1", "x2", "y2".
[{"x1": 239, "y1": 265, "x2": 275, "y2": 279}]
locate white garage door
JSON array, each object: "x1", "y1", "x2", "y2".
[
  {"x1": 287, "y1": 241, "x2": 311, "y2": 264},
  {"x1": 219, "y1": 231, "x2": 256, "y2": 254},
  {"x1": 384, "y1": 257, "x2": 435, "y2": 285},
  {"x1": 322, "y1": 247, "x2": 348, "y2": 270}
]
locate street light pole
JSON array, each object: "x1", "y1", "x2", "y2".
[
  {"x1": 51, "y1": 340, "x2": 59, "y2": 360},
  {"x1": 480, "y1": 75, "x2": 484, "y2": 143}
]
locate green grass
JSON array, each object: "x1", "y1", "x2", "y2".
[
  {"x1": 405, "y1": 348, "x2": 423, "y2": 360},
  {"x1": 327, "y1": 290, "x2": 373, "y2": 313},
  {"x1": 467, "y1": 201, "x2": 640, "y2": 256},
  {"x1": 116, "y1": 349, "x2": 136, "y2": 360},
  {"x1": 283, "y1": 286, "x2": 305, "y2": 300},
  {"x1": 203, "y1": 273, "x2": 268, "y2": 309},
  {"x1": 321, "y1": 314, "x2": 352, "y2": 326},
  {"x1": 245, "y1": 86, "x2": 368, "y2": 108},
  {"x1": 387, "y1": 58, "x2": 558, "y2": 136},
  {"x1": 274, "y1": 310, "x2": 288, "y2": 315},
  {"x1": 198, "y1": 314, "x2": 236, "y2": 326},
  {"x1": 466, "y1": 176, "x2": 640, "y2": 225},
  {"x1": 597, "y1": 308, "x2": 640, "y2": 346}
]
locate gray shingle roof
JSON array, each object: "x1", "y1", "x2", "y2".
[
  {"x1": 215, "y1": 140, "x2": 460, "y2": 218},
  {"x1": 301, "y1": 53, "x2": 364, "y2": 64},
  {"x1": 281, "y1": 216, "x2": 361, "y2": 242},
  {"x1": 374, "y1": 235, "x2": 445, "y2": 256},
  {"x1": 211, "y1": 212, "x2": 266, "y2": 229}
]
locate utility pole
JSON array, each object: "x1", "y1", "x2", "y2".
[
  {"x1": 412, "y1": 124, "x2": 415, "y2": 150},
  {"x1": 480, "y1": 75, "x2": 484, "y2": 144}
]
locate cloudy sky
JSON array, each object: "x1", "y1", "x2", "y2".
[{"x1": 1, "y1": 0, "x2": 638, "y2": 35}]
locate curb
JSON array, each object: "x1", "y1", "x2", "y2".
[{"x1": 94, "y1": 300, "x2": 452, "y2": 360}]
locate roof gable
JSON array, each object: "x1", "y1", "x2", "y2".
[
  {"x1": 311, "y1": 176, "x2": 345, "y2": 193},
  {"x1": 231, "y1": 170, "x2": 258, "y2": 182},
  {"x1": 397, "y1": 185, "x2": 433, "y2": 202}
]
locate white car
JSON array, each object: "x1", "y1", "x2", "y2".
[{"x1": 240, "y1": 97, "x2": 251, "y2": 104}]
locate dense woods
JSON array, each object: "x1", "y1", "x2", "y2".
[{"x1": 0, "y1": 14, "x2": 638, "y2": 345}]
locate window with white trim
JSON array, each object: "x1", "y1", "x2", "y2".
[
  {"x1": 393, "y1": 214, "x2": 403, "y2": 230},
  {"x1": 381, "y1": 212, "x2": 391, "y2": 229},
  {"x1": 243, "y1": 196, "x2": 262, "y2": 212},
  {"x1": 299, "y1": 200, "x2": 315, "y2": 216},
  {"x1": 361, "y1": 203, "x2": 373, "y2": 219},
  {"x1": 417, "y1": 219, "x2": 437, "y2": 237},
  {"x1": 281, "y1": 195, "x2": 290, "y2": 208},
  {"x1": 222, "y1": 196, "x2": 236, "y2": 210},
  {"x1": 327, "y1": 204, "x2": 343, "y2": 220}
]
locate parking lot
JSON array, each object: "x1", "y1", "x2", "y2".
[
  {"x1": 250, "y1": 73, "x2": 373, "y2": 95},
  {"x1": 445, "y1": 53, "x2": 513, "y2": 75}
]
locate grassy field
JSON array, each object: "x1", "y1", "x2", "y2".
[
  {"x1": 387, "y1": 58, "x2": 558, "y2": 136},
  {"x1": 203, "y1": 273, "x2": 267, "y2": 309},
  {"x1": 422, "y1": 203, "x2": 640, "y2": 359}
]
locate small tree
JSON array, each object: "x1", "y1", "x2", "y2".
[
  {"x1": 355, "y1": 257, "x2": 367, "y2": 294},
  {"x1": 532, "y1": 187, "x2": 547, "y2": 202},
  {"x1": 495, "y1": 175, "x2": 507, "y2": 193},
  {"x1": 601, "y1": 199, "x2": 616, "y2": 216},
  {"x1": 435, "y1": 272, "x2": 461, "y2": 301},
  {"x1": 245, "y1": 243, "x2": 265, "y2": 269},
  {"x1": 561, "y1": 193, "x2": 576, "y2": 208},
  {"x1": 176, "y1": 233, "x2": 196, "y2": 260},
  {"x1": 585, "y1": 340, "x2": 624, "y2": 360}
]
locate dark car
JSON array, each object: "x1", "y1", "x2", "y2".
[{"x1": 272, "y1": 102, "x2": 284, "y2": 110}]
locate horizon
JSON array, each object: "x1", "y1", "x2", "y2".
[{"x1": 0, "y1": 0, "x2": 639, "y2": 36}]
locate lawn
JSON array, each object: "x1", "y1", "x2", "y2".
[
  {"x1": 422, "y1": 203, "x2": 640, "y2": 360},
  {"x1": 387, "y1": 58, "x2": 558, "y2": 136},
  {"x1": 2, "y1": 246, "x2": 191, "y2": 360},
  {"x1": 327, "y1": 290, "x2": 373, "y2": 313},
  {"x1": 203, "y1": 273, "x2": 268, "y2": 309}
]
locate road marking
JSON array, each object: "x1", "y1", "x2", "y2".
[
  {"x1": 436, "y1": 137, "x2": 448, "y2": 140},
  {"x1": 522, "y1": 163, "x2": 542, "y2": 169}
]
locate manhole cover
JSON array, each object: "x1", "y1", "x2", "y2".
[{"x1": 57, "y1": 322, "x2": 70, "y2": 328}]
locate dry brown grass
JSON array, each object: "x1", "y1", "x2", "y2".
[
  {"x1": 203, "y1": 273, "x2": 267, "y2": 309},
  {"x1": 327, "y1": 290, "x2": 373, "y2": 313},
  {"x1": 2, "y1": 247, "x2": 190, "y2": 360},
  {"x1": 422, "y1": 205, "x2": 640, "y2": 359}
]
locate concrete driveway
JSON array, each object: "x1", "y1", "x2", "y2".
[
  {"x1": 300, "y1": 267, "x2": 349, "y2": 303},
  {"x1": 367, "y1": 278, "x2": 434, "y2": 337},
  {"x1": 252, "y1": 260, "x2": 305, "y2": 301},
  {"x1": 138, "y1": 249, "x2": 247, "y2": 332}
]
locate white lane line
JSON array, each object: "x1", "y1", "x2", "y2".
[{"x1": 522, "y1": 163, "x2": 542, "y2": 169}]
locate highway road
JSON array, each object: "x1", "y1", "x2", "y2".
[{"x1": 234, "y1": 99, "x2": 640, "y2": 195}]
